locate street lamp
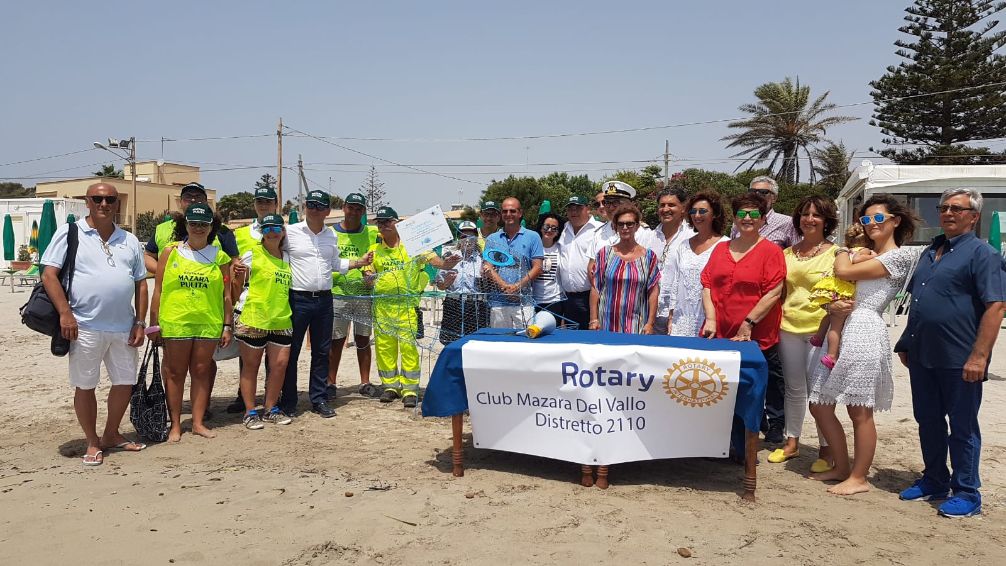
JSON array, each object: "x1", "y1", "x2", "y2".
[{"x1": 93, "y1": 137, "x2": 137, "y2": 232}]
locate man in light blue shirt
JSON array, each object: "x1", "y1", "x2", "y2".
[
  {"x1": 483, "y1": 197, "x2": 543, "y2": 329},
  {"x1": 41, "y1": 182, "x2": 148, "y2": 466}
]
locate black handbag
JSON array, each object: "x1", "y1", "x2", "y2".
[
  {"x1": 130, "y1": 344, "x2": 169, "y2": 443},
  {"x1": 19, "y1": 223, "x2": 78, "y2": 336}
]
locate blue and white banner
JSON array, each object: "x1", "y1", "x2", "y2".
[{"x1": 462, "y1": 341, "x2": 741, "y2": 465}]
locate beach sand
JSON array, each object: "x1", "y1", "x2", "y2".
[{"x1": 1, "y1": 286, "x2": 1004, "y2": 565}]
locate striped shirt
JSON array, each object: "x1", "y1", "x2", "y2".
[{"x1": 591, "y1": 246, "x2": 661, "y2": 334}]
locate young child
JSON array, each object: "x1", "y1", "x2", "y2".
[{"x1": 809, "y1": 223, "x2": 870, "y2": 369}]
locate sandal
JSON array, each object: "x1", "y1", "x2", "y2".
[
  {"x1": 767, "y1": 448, "x2": 799, "y2": 463},
  {"x1": 810, "y1": 458, "x2": 834, "y2": 473},
  {"x1": 359, "y1": 383, "x2": 382, "y2": 398},
  {"x1": 82, "y1": 450, "x2": 104, "y2": 467}
]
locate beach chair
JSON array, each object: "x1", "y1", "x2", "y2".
[{"x1": 14, "y1": 265, "x2": 40, "y2": 288}]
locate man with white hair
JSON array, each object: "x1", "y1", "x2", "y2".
[
  {"x1": 895, "y1": 187, "x2": 1006, "y2": 518},
  {"x1": 730, "y1": 175, "x2": 799, "y2": 249}
]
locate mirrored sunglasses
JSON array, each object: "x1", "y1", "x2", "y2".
[
  {"x1": 860, "y1": 213, "x2": 889, "y2": 225},
  {"x1": 735, "y1": 210, "x2": 762, "y2": 219},
  {"x1": 261, "y1": 225, "x2": 283, "y2": 234},
  {"x1": 689, "y1": 208, "x2": 709, "y2": 216}
]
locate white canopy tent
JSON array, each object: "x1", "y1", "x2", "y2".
[
  {"x1": 836, "y1": 162, "x2": 1006, "y2": 244},
  {"x1": 1, "y1": 198, "x2": 89, "y2": 268}
]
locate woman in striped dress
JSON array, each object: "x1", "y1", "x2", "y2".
[{"x1": 588, "y1": 203, "x2": 661, "y2": 334}]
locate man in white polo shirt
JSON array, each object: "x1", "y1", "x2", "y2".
[
  {"x1": 41, "y1": 182, "x2": 148, "y2": 467},
  {"x1": 557, "y1": 195, "x2": 602, "y2": 329}
]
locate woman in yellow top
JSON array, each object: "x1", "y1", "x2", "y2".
[
  {"x1": 149, "y1": 203, "x2": 233, "y2": 442},
  {"x1": 230, "y1": 214, "x2": 294, "y2": 430},
  {"x1": 773, "y1": 196, "x2": 839, "y2": 469}
]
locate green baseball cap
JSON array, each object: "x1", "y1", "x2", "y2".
[
  {"x1": 481, "y1": 200, "x2": 500, "y2": 212},
  {"x1": 566, "y1": 195, "x2": 589, "y2": 207},
  {"x1": 374, "y1": 206, "x2": 399, "y2": 220},
  {"x1": 254, "y1": 187, "x2": 277, "y2": 201},
  {"x1": 260, "y1": 214, "x2": 284, "y2": 227},
  {"x1": 185, "y1": 203, "x2": 213, "y2": 223},
  {"x1": 180, "y1": 182, "x2": 207, "y2": 197},
  {"x1": 305, "y1": 190, "x2": 331, "y2": 207},
  {"x1": 344, "y1": 193, "x2": 366, "y2": 207}
]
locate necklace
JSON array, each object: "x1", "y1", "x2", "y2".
[{"x1": 793, "y1": 241, "x2": 825, "y2": 261}]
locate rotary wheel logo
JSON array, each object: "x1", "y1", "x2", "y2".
[{"x1": 663, "y1": 358, "x2": 729, "y2": 408}]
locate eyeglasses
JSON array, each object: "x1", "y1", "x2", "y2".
[
  {"x1": 735, "y1": 210, "x2": 762, "y2": 219},
  {"x1": 689, "y1": 208, "x2": 710, "y2": 216},
  {"x1": 860, "y1": 213, "x2": 890, "y2": 225},
  {"x1": 541, "y1": 225, "x2": 559, "y2": 232},
  {"x1": 749, "y1": 189, "x2": 774, "y2": 197},
  {"x1": 100, "y1": 240, "x2": 115, "y2": 267},
  {"x1": 88, "y1": 195, "x2": 118, "y2": 205},
  {"x1": 306, "y1": 201, "x2": 329, "y2": 210},
  {"x1": 261, "y1": 225, "x2": 283, "y2": 234},
  {"x1": 936, "y1": 204, "x2": 975, "y2": 214},
  {"x1": 188, "y1": 221, "x2": 211, "y2": 229},
  {"x1": 616, "y1": 221, "x2": 638, "y2": 229}
]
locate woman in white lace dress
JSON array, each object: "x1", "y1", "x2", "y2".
[
  {"x1": 665, "y1": 190, "x2": 729, "y2": 337},
  {"x1": 808, "y1": 194, "x2": 918, "y2": 496}
]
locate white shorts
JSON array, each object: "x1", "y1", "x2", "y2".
[
  {"x1": 332, "y1": 297, "x2": 373, "y2": 340},
  {"x1": 68, "y1": 328, "x2": 138, "y2": 390},
  {"x1": 490, "y1": 305, "x2": 535, "y2": 330}
]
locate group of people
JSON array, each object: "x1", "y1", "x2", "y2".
[{"x1": 41, "y1": 174, "x2": 1004, "y2": 518}]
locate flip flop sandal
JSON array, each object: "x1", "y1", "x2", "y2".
[
  {"x1": 82, "y1": 450, "x2": 104, "y2": 467},
  {"x1": 359, "y1": 383, "x2": 382, "y2": 398},
  {"x1": 109, "y1": 441, "x2": 147, "y2": 452}
]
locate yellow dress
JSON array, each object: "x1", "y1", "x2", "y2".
[{"x1": 809, "y1": 247, "x2": 859, "y2": 307}]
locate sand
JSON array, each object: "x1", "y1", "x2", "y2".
[{"x1": 1, "y1": 285, "x2": 1004, "y2": 565}]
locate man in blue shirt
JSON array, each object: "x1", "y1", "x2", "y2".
[
  {"x1": 894, "y1": 187, "x2": 1006, "y2": 518},
  {"x1": 483, "y1": 197, "x2": 543, "y2": 329}
]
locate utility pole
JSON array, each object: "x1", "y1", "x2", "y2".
[
  {"x1": 129, "y1": 136, "x2": 137, "y2": 231},
  {"x1": 664, "y1": 139, "x2": 670, "y2": 190},
  {"x1": 277, "y1": 118, "x2": 284, "y2": 206},
  {"x1": 298, "y1": 154, "x2": 308, "y2": 217}
]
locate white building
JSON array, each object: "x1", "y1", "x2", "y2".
[{"x1": 837, "y1": 162, "x2": 1006, "y2": 244}]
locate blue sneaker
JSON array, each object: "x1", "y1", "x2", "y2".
[
  {"x1": 938, "y1": 496, "x2": 981, "y2": 518},
  {"x1": 899, "y1": 478, "x2": 950, "y2": 501}
]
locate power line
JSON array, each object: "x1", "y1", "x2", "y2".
[
  {"x1": 0, "y1": 148, "x2": 96, "y2": 169},
  {"x1": 284, "y1": 124, "x2": 482, "y2": 185}
]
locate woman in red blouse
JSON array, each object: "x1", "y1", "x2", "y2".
[{"x1": 701, "y1": 193, "x2": 787, "y2": 456}]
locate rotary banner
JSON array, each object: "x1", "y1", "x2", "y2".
[{"x1": 461, "y1": 341, "x2": 741, "y2": 466}]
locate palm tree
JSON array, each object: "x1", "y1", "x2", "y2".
[
  {"x1": 722, "y1": 78, "x2": 856, "y2": 185},
  {"x1": 812, "y1": 141, "x2": 855, "y2": 198},
  {"x1": 93, "y1": 164, "x2": 123, "y2": 178}
]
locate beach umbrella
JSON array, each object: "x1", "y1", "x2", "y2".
[
  {"x1": 288, "y1": 210, "x2": 299, "y2": 224},
  {"x1": 991, "y1": 211, "x2": 1003, "y2": 252},
  {"x1": 37, "y1": 200, "x2": 57, "y2": 260},
  {"x1": 2, "y1": 214, "x2": 14, "y2": 261},
  {"x1": 66, "y1": 213, "x2": 76, "y2": 223},
  {"x1": 539, "y1": 200, "x2": 552, "y2": 215},
  {"x1": 29, "y1": 220, "x2": 38, "y2": 254}
]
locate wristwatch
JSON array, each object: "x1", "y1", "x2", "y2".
[
  {"x1": 133, "y1": 320, "x2": 146, "y2": 328},
  {"x1": 744, "y1": 317, "x2": 756, "y2": 327}
]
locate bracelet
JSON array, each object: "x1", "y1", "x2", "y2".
[
  {"x1": 133, "y1": 320, "x2": 146, "y2": 328},
  {"x1": 223, "y1": 323, "x2": 233, "y2": 329},
  {"x1": 744, "y1": 317, "x2": 756, "y2": 326},
  {"x1": 144, "y1": 325, "x2": 160, "y2": 335},
  {"x1": 589, "y1": 319, "x2": 599, "y2": 324}
]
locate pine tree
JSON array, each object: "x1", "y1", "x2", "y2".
[
  {"x1": 254, "y1": 174, "x2": 277, "y2": 192},
  {"x1": 360, "y1": 166, "x2": 386, "y2": 210},
  {"x1": 870, "y1": 0, "x2": 1006, "y2": 163}
]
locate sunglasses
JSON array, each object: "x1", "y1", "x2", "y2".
[
  {"x1": 541, "y1": 225, "x2": 559, "y2": 232},
  {"x1": 262, "y1": 225, "x2": 283, "y2": 234},
  {"x1": 187, "y1": 221, "x2": 211, "y2": 228},
  {"x1": 749, "y1": 189, "x2": 774, "y2": 197},
  {"x1": 306, "y1": 201, "x2": 329, "y2": 210},
  {"x1": 88, "y1": 195, "x2": 118, "y2": 205},
  {"x1": 616, "y1": 221, "x2": 638, "y2": 229},
  {"x1": 860, "y1": 213, "x2": 890, "y2": 225},
  {"x1": 603, "y1": 199, "x2": 625, "y2": 206},
  {"x1": 936, "y1": 204, "x2": 975, "y2": 214},
  {"x1": 689, "y1": 208, "x2": 709, "y2": 216},
  {"x1": 735, "y1": 210, "x2": 762, "y2": 219},
  {"x1": 255, "y1": 198, "x2": 277, "y2": 204}
]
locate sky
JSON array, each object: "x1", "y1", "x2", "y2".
[{"x1": 1, "y1": 1, "x2": 920, "y2": 214}]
